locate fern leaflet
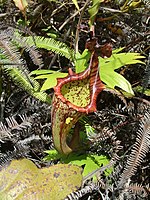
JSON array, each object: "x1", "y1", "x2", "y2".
[
  {"x1": 25, "y1": 36, "x2": 75, "y2": 61},
  {"x1": 119, "y1": 111, "x2": 150, "y2": 186}
]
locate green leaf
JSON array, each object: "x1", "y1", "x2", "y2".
[
  {"x1": 43, "y1": 149, "x2": 62, "y2": 161},
  {"x1": 99, "y1": 52, "x2": 145, "y2": 95},
  {"x1": 88, "y1": 0, "x2": 103, "y2": 27},
  {"x1": 0, "y1": 159, "x2": 82, "y2": 200},
  {"x1": 100, "y1": 66, "x2": 134, "y2": 95},
  {"x1": 72, "y1": 0, "x2": 80, "y2": 10},
  {"x1": 30, "y1": 69, "x2": 59, "y2": 75},
  {"x1": 101, "y1": 52, "x2": 145, "y2": 70},
  {"x1": 33, "y1": 71, "x2": 68, "y2": 91},
  {"x1": 42, "y1": 27, "x2": 59, "y2": 38},
  {"x1": 44, "y1": 150, "x2": 112, "y2": 179},
  {"x1": 112, "y1": 47, "x2": 125, "y2": 54},
  {"x1": 85, "y1": 122, "x2": 97, "y2": 137},
  {"x1": 75, "y1": 49, "x2": 91, "y2": 73},
  {"x1": 64, "y1": 153, "x2": 111, "y2": 177}
]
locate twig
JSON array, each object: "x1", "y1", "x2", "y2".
[
  {"x1": 0, "y1": 13, "x2": 7, "y2": 17},
  {"x1": 100, "y1": 7, "x2": 129, "y2": 15},
  {"x1": 75, "y1": 0, "x2": 90, "y2": 53},
  {"x1": 48, "y1": 4, "x2": 84, "y2": 69},
  {"x1": 58, "y1": 6, "x2": 86, "y2": 31},
  {"x1": 48, "y1": 27, "x2": 72, "y2": 69},
  {"x1": 51, "y1": 2, "x2": 66, "y2": 17}
]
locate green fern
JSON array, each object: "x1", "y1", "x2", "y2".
[
  {"x1": 25, "y1": 36, "x2": 75, "y2": 61},
  {"x1": 3, "y1": 66, "x2": 51, "y2": 104},
  {"x1": 0, "y1": 32, "x2": 51, "y2": 104},
  {"x1": 12, "y1": 32, "x2": 44, "y2": 68}
]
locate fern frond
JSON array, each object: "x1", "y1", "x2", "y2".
[
  {"x1": 126, "y1": 183, "x2": 149, "y2": 197},
  {"x1": 0, "y1": 144, "x2": 30, "y2": 168},
  {"x1": 28, "y1": 46, "x2": 44, "y2": 67},
  {"x1": 12, "y1": 33, "x2": 44, "y2": 68},
  {"x1": 0, "y1": 121, "x2": 11, "y2": 142},
  {"x1": 0, "y1": 28, "x2": 44, "y2": 68},
  {"x1": 3, "y1": 66, "x2": 51, "y2": 104},
  {"x1": 25, "y1": 36, "x2": 75, "y2": 61},
  {"x1": 0, "y1": 114, "x2": 31, "y2": 142},
  {"x1": 0, "y1": 30, "x2": 50, "y2": 103},
  {"x1": 119, "y1": 111, "x2": 150, "y2": 186},
  {"x1": 65, "y1": 183, "x2": 99, "y2": 200},
  {"x1": 0, "y1": 38, "x2": 24, "y2": 64}
]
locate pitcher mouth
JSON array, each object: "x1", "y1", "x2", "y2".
[{"x1": 54, "y1": 52, "x2": 105, "y2": 114}]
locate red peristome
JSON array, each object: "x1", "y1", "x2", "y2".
[{"x1": 54, "y1": 51, "x2": 105, "y2": 114}]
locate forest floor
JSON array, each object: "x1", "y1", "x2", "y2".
[{"x1": 0, "y1": 0, "x2": 150, "y2": 199}]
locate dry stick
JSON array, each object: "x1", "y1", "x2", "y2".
[
  {"x1": 47, "y1": 16, "x2": 65, "y2": 69},
  {"x1": 48, "y1": 6, "x2": 85, "y2": 69},
  {"x1": 100, "y1": 6, "x2": 129, "y2": 14},
  {"x1": 48, "y1": 27, "x2": 71, "y2": 69},
  {"x1": 58, "y1": 7, "x2": 84, "y2": 32},
  {"x1": 0, "y1": 13, "x2": 7, "y2": 17},
  {"x1": 75, "y1": 0, "x2": 90, "y2": 53},
  {"x1": 51, "y1": 2, "x2": 67, "y2": 17}
]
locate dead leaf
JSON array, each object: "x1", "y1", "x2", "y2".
[{"x1": 0, "y1": 159, "x2": 82, "y2": 200}]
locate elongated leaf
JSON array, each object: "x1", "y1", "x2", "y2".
[
  {"x1": 30, "y1": 69, "x2": 60, "y2": 75},
  {"x1": 100, "y1": 52, "x2": 145, "y2": 70},
  {"x1": 112, "y1": 47, "x2": 125, "y2": 54},
  {"x1": 88, "y1": 0, "x2": 104, "y2": 27},
  {"x1": 0, "y1": 159, "x2": 82, "y2": 200},
  {"x1": 41, "y1": 73, "x2": 68, "y2": 91}
]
